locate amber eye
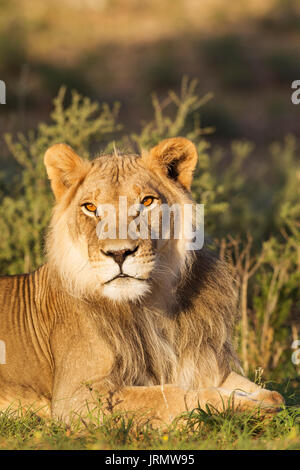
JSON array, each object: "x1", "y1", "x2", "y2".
[
  {"x1": 141, "y1": 196, "x2": 154, "y2": 207},
  {"x1": 83, "y1": 203, "x2": 97, "y2": 213}
]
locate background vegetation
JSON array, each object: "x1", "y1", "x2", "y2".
[{"x1": 0, "y1": 0, "x2": 299, "y2": 450}]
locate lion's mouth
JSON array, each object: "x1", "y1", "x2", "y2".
[{"x1": 104, "y1": 274, "x2": 147, "y2": 284}]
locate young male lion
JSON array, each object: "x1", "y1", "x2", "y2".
[{"x1": 0, "y1": 138, "x2": 283, "y2": 424}]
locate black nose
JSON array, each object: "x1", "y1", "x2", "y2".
[{"x1": 102, "y1": 246, "x2": 138, "y2": 268}]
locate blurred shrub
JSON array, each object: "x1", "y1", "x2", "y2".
[
  {"x1": 35, "y1": 62, "x2": 92, "y2": 97},
  {"x1": 219, "y1": 234, "x2": 300, "y2": 381},
  {"x1": 0, "y1": 23, "x2": 26, "y2": 74},
  {"x1": 202, "y1": 35, "x2": 256, "y2": 89},
  {"x1": 140, "y1": 41, "x2": 179, "y2": 92},
  {"x1": 197, "y1": 102, "x2": 240, "y2": 139},
  {"x1": 260, "y1": 0, "x2": 300, "y2": 32},
  {"x1": 0, "y1": 79, "x2": 299, "y2": 382},
  {"x1": 266, "y1": 50, "x2": 300, "y2": 84}
]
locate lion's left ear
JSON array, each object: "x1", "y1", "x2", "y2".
[{"x1": 147, "y1": 137, "x2": 198, "y2": 190}]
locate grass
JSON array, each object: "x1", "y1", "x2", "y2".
[{"x1": 0, "y1": 384, "x2": 299, "y2": 450}]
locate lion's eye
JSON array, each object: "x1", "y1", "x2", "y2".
[
  {"x1": 141, "y1": 196, "x2": 154, "y2": 207},
  {"x1": 83, "y1": 203, "x2": 97, "y2": 213}
]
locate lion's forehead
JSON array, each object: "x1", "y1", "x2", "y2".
[
  {"x1": 90, "y1": 154, "x2": 144, "y2": 182},
  {"x1": 78, "y1": 154, "x2": 163, "y2": 202}
]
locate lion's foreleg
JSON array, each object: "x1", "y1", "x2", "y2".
[
  {"x1": 53, "y1": 383, "x2": 246, "y2": 425},
  {"x1": 52, "y1": 377, "x2": 284, "y2": 425},
  {"x1": 100, "y1": 382, "x2": 283, "y2": 425}
]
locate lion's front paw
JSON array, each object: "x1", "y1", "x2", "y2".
[
  {"x1": 253, "y1": 389, "x2": 285, "y2": 413},
  {"x1": 231, "y1": 388, "x2": 285, "y2": 414}
]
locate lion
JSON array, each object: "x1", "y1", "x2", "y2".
[{"x1": 0, "y1": 137, "x2": 284, "y2": 424}]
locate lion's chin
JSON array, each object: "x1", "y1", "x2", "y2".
[{"x1": 102, "y1": 277, "x2": 151, "y2": 303}]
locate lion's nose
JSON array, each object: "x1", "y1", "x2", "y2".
[{"x1": 102, "y1": 246, "x2": 138, "y2": 268}]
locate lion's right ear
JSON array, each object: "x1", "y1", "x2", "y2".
[{"x1": 44, "y1": 144, "x2": 91, "y2": 200}]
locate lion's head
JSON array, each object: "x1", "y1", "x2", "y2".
[{"x1": 44, "y1": 138, "x2": 200, "y2": 303}]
